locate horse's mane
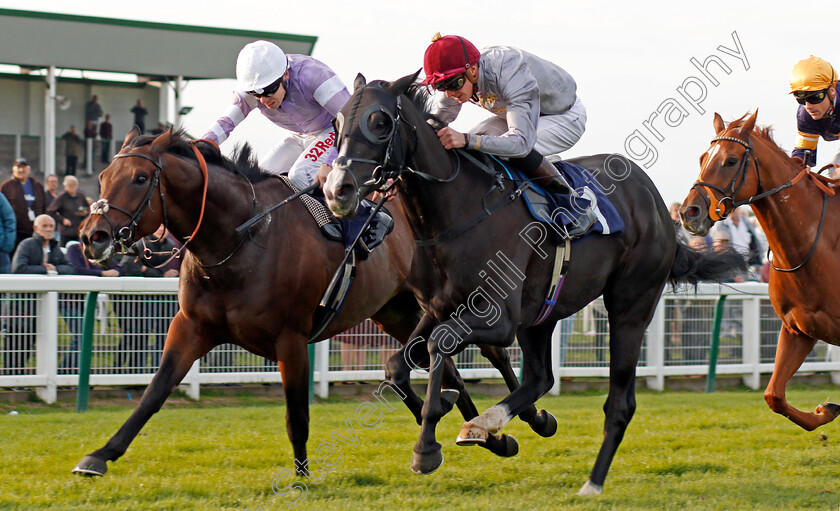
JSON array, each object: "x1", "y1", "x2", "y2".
[
  {"x1": 405, "y1": 83, "x2": 447, "y2": 130},
  {"x1": 726, "y1": 114, "x2": 808, "y2": 171},
  {"x1": 124, "y1": 130, "x2": 271, "y2": 182}
]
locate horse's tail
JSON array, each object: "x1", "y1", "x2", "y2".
[{"x1": 668, "y1": 240, "x2": 749, "y2": 288}]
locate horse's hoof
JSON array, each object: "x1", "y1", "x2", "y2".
[
  {"x1": 456, "y1": 422, "x2": 488, "y2": 446},
  {"x1": 483, "y1": 433, "x2": 519, "y2": 457},
  {"x1": 576, "y1": 479, "x2": 603, "y2": 496},
  {"x1": 410, "y1": 446, "x2": 443, "y2": 475},
  {"x1": 531, "y1": 410, "x2": 558, "y2": 438},
  {"x1": 440, "y1": 389, "x2": 460, "y2": 416},
  {"x1": 72, "y1": 455, "x2": 107, "y2": 477},
  {"x1": 816, "y1": 402, "x2": 840, "y2": 420}
]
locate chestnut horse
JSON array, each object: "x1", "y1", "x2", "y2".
[
  {"x1": 681, "y1": 110, "x2": 840, "y2": 431},
  {"x1": 72, "y1": 128, "x2": 544, "y2": 477},
  {"x1": 324, "y1": 74, "x2": 745, "y2": 495}
]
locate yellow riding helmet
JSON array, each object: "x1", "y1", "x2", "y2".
[{"x1": 789, "y1": 55, "x2": 837, "y2": 93}]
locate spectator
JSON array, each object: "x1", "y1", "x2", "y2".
[
  {"x1": 60, "y1": 241, "x2": 120, "y2": 372},
  {"x1": 47, "y1": 175, "x2": 89, "y2": 247},
  {"x1": 714, "y1": 206, "x2": 763, "y2": 278},
  {"x1": 113, "y1": 225, "x2": 181, "y2": 373},
  {"x1": 100, "y1": 114, "x2": 113, "y2": 163},
  {"x1": 45, "y1": 174, "x2": 60, "y2": 203},
  {"x1": 131, "y1": 99, "x2": 148, "y2": 133},
  {"x1": 61, "y1": 126, "x2": 83, "y2": 176},
  {"x1": 4, "y1": 215, "x2": 72, "y2": 373},
  {"x1": 0, "y1": 157, "x2": 46, "y2": 252},
  {"x1": 0, "y1": 192, "x2": 14, "y2": 273},
  {"x1": 688, "y1": 235, "x2": 708, "y2": 251},
  {"x1": 84, "y1": 95, "x2": 103, "y2": 129}
]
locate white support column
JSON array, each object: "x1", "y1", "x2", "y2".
[
  {"x1": 315, "y1": 340, "x2": 329, "y2": 399},
  {"x1": 159, "y1": 79, "x2": 170, "y2": 127},
  {"x1": 173, "y1": 76, "x2": 184, "y2": 129},
  {"x1": 742, "y1": 297, "x2": 761, "y2": 390},
  {"x1": 36, "y1": 291, "x2": 59, "y2": 403},
  {"x1": 43, "y1": 66, "x2": 57, "y2": 177},
  {"x1": 85, "y1": 138, "x2": 94, "y2": 175},
  {"x1": 14, "y1": 135, "x2": 21, "y2": 160},
  {"x1": 645, "y1": 298, "x2": 666, "y2": 391}
]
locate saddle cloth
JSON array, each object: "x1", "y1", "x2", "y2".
[
  {"x1": 499, "y1": 156, "x2": 625, "y2": 242},
  {"x1": 278, "y1": 176, "x2": 394, "y2": 256}
]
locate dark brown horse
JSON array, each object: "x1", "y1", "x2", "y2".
[
  {"x1": 324, "y1": 74, "x2": 745, "y2": 495},
  {"x1": 72, "y1": 128, "x2": 545, "y2": 477},
  {"x1": 681, "y1": 110, "x2": 840, "y2": 431}
]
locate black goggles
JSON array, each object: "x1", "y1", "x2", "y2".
[
  {"x1": 247, "y1": 76, "x2": 285, "y2": 98},
  {"x1": 794, "y1": 89, "x2": 828, "y2": 105},
  {"x1": 433, "y1": 73, "x2": 467, "y2": 92}
]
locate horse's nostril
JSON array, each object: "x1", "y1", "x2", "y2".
[
  {"x1": 336, "y1": 184, "x2": 354, "y2": 199},
  {"x1": 90, "y1": 231, "x2": 110, "y2": 244},
  {"x1": 685, "y1": 206, "x2": 700, "y2": 219}
]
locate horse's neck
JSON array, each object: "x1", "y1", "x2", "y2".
[
  {"x1": 749, "y1": 141, "x2": 826, "y2": 265},
  {"x1": 403, "y1": 131, "x2": 475, "y2": 240},
  {"x1": 164, "y1": 166, "x2": 260, "y2": 260}
]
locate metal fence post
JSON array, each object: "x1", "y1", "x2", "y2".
[
  {"x1": 706, "y1": 295, "x2": 727, "y2": 393},
  {"x1": 315, "y1": 340, "x2": 329, "y2": 399},
  {"x1": 742, "y1": 296, "x2": 761, "y2": 390},
  {"x1": 76, "y1": 291, "x2": 99, "y2": 412},
  {"x1": 645, "y1": 298, "x2": 666, "y2": 391}
]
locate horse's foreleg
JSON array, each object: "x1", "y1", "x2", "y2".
[
  {"x1": 73, "y1": 313, "x2": 213, "y2": 476},
  {"x1": 276, "y1": 333, "x2": 313, "y2": 476},
  {"x1": 764, "y1": 326, "x2": 839, "y2": 430},
  {"x1": 478, "y1": 343, "x2": 556, "y2": 438}
]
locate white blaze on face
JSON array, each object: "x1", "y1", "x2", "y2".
[{"x1": 700, "y1": 144, "x2": 721, "y2": 178}]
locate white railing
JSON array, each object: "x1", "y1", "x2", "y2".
[{"x1": 1, "y1": 276, "x2": 838, "y2": 403}]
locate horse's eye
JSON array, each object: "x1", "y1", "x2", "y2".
[
  {"x1": 724, "y1": 156, "x2": 738, "y2": 167},
  {"x1": 134, "y1": 174, "x2": 148, "y2": 185}
]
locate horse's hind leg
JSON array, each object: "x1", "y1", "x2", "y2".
[
  {"x1": 73, "y1": 313, "x2": 214, "y2": 476},
  {"x1": 578, "y1": 283, "x2": 658, "y2": 496},
  {"x1": 457, "y1": 323, "x2": 555, "y2": 445},
  {"x1": 478, "y1": 343, "x2": 557, "y2": 438},
  {"x1": 764, "y1": 326, "x2": 839, "y2": 430}
]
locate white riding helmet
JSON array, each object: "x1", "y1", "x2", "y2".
[{"x1": 236, "y1": 40, "x2": 289, "y2": 93}]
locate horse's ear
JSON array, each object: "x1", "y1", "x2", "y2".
[
  {"x1": 119, "y1": 125, "x2": 141, "y2": 152},
  {"x1": 739, "y1": 109, "x2": 758, "y2": 138},
  {"x1": 713, "y1": 113, "x2": 725, "y2": 135},
  {"x1": 388, "y1": 69, "x2": 422, "y2": 96},
  {"x1": 354, "y1": 73, "x2": 367, "y2": 92},
  {"x1": 149, "y1": 128, "x2": 172, "y2": 154}
]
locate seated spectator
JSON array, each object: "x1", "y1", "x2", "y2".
[
  {"x1": 4, "y1": 215, "x2": 72, "y2": 373},
  {"x1": 45, "y1": 174, "x2": 60, "y2": 203},
  {"x1": 60, "y1": 241, "x2": 121, "y2": 372},
  {"x1": 47, "y1": 175, "x2": 89, "y2": 247}
]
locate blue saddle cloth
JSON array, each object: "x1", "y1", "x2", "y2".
[{"x1": 499, "y1": 158, "x2": 625, "y2": 240}]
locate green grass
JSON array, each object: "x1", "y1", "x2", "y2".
[{"x1": 2, "y1": 386, "x2": 840, "y2": 510}]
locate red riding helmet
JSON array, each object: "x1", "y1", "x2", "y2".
[{"x1": 422, "y1": 33, "x2": 481, "y2": 86}]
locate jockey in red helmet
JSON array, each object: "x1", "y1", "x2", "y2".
[{"x1": 422, "y1": 33, "x2": 595, "y2": 236}]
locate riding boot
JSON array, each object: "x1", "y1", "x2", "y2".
[{"x1": 529, "y1": 157, "x2": 574, "y2": 195}]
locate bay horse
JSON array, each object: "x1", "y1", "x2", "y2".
[
  {"x1": 681, "y1": 110, "x2": 840, "y2": 431},
  {"x1": 323, "y1": 73, "x2": 745, "y2": 495},
  {"x1": 72, "y1": 128, "x2": 551, "y2": 477}
]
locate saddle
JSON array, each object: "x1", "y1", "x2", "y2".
[{"x1": 277, "y1": 176, "x2": 394, "y2": 258}]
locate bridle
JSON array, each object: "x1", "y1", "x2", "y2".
[
  {"x1": 691, "y1": 132, "x2": 836, "y2": 272},
  {"x1": 334, "y1": 86, "x2": 463, "y2": 198},
  {"x1": 89, "y1": 139, "x2": 212, "y2": 266}
]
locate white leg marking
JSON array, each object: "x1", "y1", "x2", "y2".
[{"x1": 469, "y1": 404, "x2": 511, "y2": 434}]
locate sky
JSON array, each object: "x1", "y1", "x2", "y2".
[{"x1": 2, "y1": 0, "x2": 836, "y2": 204}]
